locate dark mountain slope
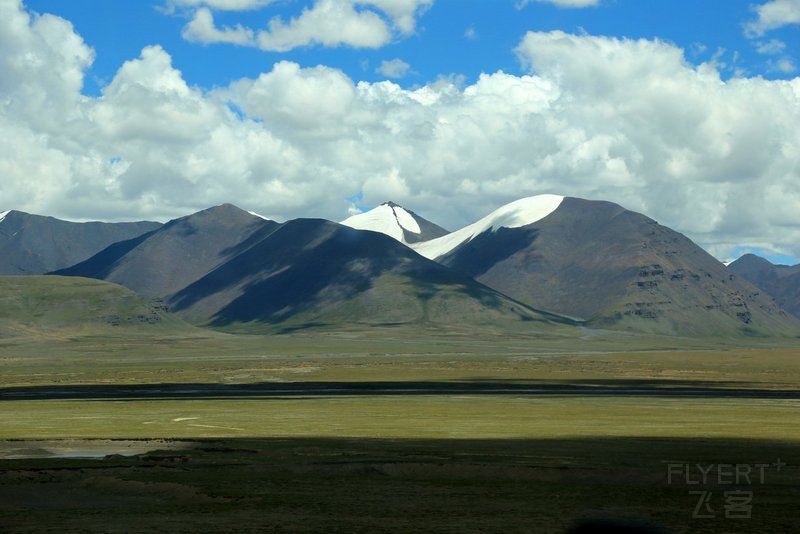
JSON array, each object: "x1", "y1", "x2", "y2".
[
  {"x1": 728, "y1": 254, "x2": 800, "y2": 318},
  {"x1": 54, "y1": 204, "x2": 277, "y2": 297},
  {"x1": 0, "y1": 210, "x2": 160, "y2": 275},
  {"x1": 168, "y1": 219, "x2": 567, "y2": 329},
  {"x1": 437, "y1": 198, "x2": 798, "y2": 337}
]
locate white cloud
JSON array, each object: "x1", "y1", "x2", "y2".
[
  {"x1": 770, "y1": 56, "x2": 798, "y2": 73},
  {"x1": 365, "y1": 0, "x2": 433, "y2": 34},
  {"x1": 464, "y1": 26, "x2": 477, "y2": 40},
  {"x1": 377, "y1": 58, "x2": 411, "y2": 78},
  {"x1": 224, "y1": 61, "x2": 358, "y2": 133},
  {"x1": 182, "y1": 7, "x2": 255, "y2": 45},
  {"x1": 745, "y1": 0, "x2": 800, "y2": 37},
  {"x1": 755, "y1": 38, "x2": 786, "y2": 55},
  {"x1": 178, "y1": 0, "x2": 433, "y2": 51},
  {"x1": 0, "y1": 0, "x2": 94, "y2": 129},
  {"x1": 256, "y1": 0, "x2": 390, "y2": 51},
  {"x1": 3, "y1": 1, "x2": 800, "y2": 262},
  {"x1": 514, "y1": 31, "x2": 800, "y2": 258},
  {"x1": 516, "y1": 0, "x2": 600, "y2": 9}
]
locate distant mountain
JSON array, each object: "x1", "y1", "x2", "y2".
[
  {"x1": 169, "y1": 218, "x2": 566, "y2": 330},
  {"x1": 728, "y1": 254, "x2": 800, "y2": 318},
  {"x1": 58, "y1": 207, "x2": 566, "y2": 331},
  {"x1": 0, "y1": 275, "x2": 191, "y2": 338},
  {"x1": 420, "y1": 196, "x2": 798, "y2": 337},
  {"x1": 0, "y1": 210, "x2": 160, "y2": 275},
  {"x1": 341, "y1": 201, "x2": 449, "y2": 245},
  {"x1": 412, "y1": 195, "x2": 564, "y2": 260},
  {"x1": 54, "y1": 204, "x2": 278, "y2": 297}
]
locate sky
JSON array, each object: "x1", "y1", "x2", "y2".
[{"x1": 2, "y1": 0, "x2": 800, "y2": 264}]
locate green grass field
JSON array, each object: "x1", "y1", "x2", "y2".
[{"x1": 2, "y1": 298, "x2": 800, "y2": 532}]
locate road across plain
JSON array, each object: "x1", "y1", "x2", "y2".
[{"x1": 3, "y1": 381, "x2": 800, "y2": 401}]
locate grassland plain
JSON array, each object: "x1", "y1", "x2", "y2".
[{"x1": 2, "y1": 322, "x2": 800, "y2": 532}]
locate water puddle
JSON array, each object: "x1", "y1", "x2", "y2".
[{"x1": 0, "y1": 439, "x2": 189, "y2": 460}]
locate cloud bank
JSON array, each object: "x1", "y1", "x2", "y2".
[{"x1": 2, "y1": 1, "x2": 800, "y2": 261}]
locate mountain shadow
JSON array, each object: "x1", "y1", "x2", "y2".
[
  {"x1": 0, "y1": 210, "x2": 160, "y2": 275},
  {"x1": 438, "y1": 197, "x2": 800, "y2": 337},
  {"x1": 168, "y1": 219, "x2": 568, "y2": 329},
  {"x1": 53, "y1": 204, "x2": 278, "y2": 297}
]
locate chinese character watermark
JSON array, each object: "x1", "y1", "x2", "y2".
[{"x1": 666, "y1": 459, "x2": 785, "y2": 520}]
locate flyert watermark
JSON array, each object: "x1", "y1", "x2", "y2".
[{"x1": 666, "y1": 459, "x2": 786, "y2": 520}]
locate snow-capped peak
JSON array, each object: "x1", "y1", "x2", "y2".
[
  {"x1": 0, "y1": 210, "x2": 10, "y2": 224},
  {"x1": 247, "y1": 210, "x2": 272, "y2": 221},
  {"x1": 341, "y1": 202, "x2": 422, "y2": 244},
  {"x1": 412, "y1": 194, "x2": 564, "y2": 260}
]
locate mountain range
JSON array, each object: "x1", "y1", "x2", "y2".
[
  {"x1": 728, "y1": 254, "x2": 800, "y2": 319},
  {"x1": 0, "y1": 210, "x2": 160, "y2": 275},
  {"x1": 55, "y1": 204, "x2": 566, "y2": 332},
  {"x1": 412, "y1": 196, "x2": 795, "y2": 336},
  {"x1": 2, "y1": 196, "x2": 798, "y2": 337}
]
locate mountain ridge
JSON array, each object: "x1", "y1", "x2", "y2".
[
  {"x1": 728, "y1": 253, "x2": 800, "y2": 318},
  {"x1": 429, "y1": 197, "x2": 798, "y2": 337},
  {"x1": 10, "y1": 197, "x2": 799, "y2": 337},
  {"x1": 53, "y1": 204, "x2": 278, "y2": 297},
  {"x1": 0, "y1": 209, "x2": 161, "y2": 275},
  {"x1": 55, "y1": 209, "x2": 566, "y2": 331}
]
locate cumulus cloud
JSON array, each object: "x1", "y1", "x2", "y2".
[
  {"x1": 377, "y1": 58, "x2": 411, "y2": 78},
  {"x1": 3, "y1": 1, "x2": 800, "y2": 261},
  {"x1": 182, "y1": 7, "x2": 255, "y2": 45},
  {"x1": 516, "y1": 0, "x2": 600, "y2": 9},
  {"x1": 514, "y1": 31, "x2": 800, "y2": 258},
  {"x1": 256, "y1": 0, "x2": 391, "y2": 51},
  {"x1": 178, "y1": 0, "x2": 433, "y2": 51},
  {"x1": 745, "y1": 0, "x2": 800, "y2": 37}
]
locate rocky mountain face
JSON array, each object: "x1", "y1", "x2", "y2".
[
  {"x1": 0, "y1": 210, "x2": 160, "y2": 275},
  {"x1": 728, "y1": 254, "x2": 800, "y2": 318},
  {"x1": 432, "y1": 197, "x2": 798, "y2": 336}
]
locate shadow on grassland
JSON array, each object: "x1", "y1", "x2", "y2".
[
  {"x1": 0, "y1": 436, "x2": 797, "y2": 533},
  {"x1": 3, "y1": 378, "x2": 800, "y2": 401}
]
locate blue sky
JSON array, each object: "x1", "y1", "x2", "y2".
[
  {"x1": 25, "y1": 0, "x2": 800, "y2": 95},
  {"x1": 4, "y1": 0, "x2": 800, "y2": 264}
]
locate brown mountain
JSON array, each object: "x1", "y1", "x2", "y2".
[
  {"x1": 56, "y1": 206, "x2": 571, "y2": 331},
  {"x1": 0, "y1": 210, "x2": 160, "y2": 275},
  {"x1": 426, "y1": 197, "x2": 799, "y2": 337},
  {"x1": 728, "y1": 254, "x2": 800, "y2": 318},
  {"x1": 54, "y1": 204, "x2": 277, "y2": 297}
]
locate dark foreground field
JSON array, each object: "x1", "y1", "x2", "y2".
[{"x1": 1, "y1": 436, "x2": 798, "y2": 533}]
